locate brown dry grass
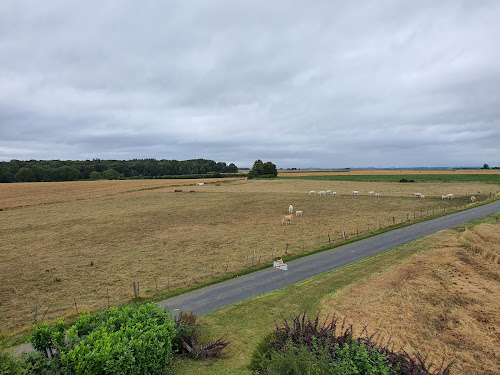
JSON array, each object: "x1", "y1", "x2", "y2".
[
  {"x1": 0, "y1": 178, "x2": 239, "y2": 209},
  {"x1": 0, "y1": 179, "x2": 498, "y2": 336},
  {"x1": 278, "y1": 169, "x2": 500, "y2": 176},
  {"x1": 320, "y1": 224, "x2": 500, "y2": 375}
]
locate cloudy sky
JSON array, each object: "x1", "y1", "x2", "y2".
[{"x1": 1, "y1": 1, "x2": 500, "y2": 168}]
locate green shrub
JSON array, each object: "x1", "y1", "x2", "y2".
[
  {"x1": 62, "y1": 303, "x2": 175, "y2": 375},
  {"x1": 328, "y1": 339, "x2": 396, "y2": 375},
  {"x1": 264, "y1": 339, "x2": 329, "y2": 375},
  {"x1": 30, "y1": 319, "x2": 66, "y2": 358},
  {"x1": 251, "y1": 313, "x2": 453, "y2": 375},
  {"x1": 249, "y1": 332, "x2": 278, "y2": 373},
  {"x1": 172, "y1": 311, "x2": 198, "y2": 355},
  {"x1": 22, "y1": 352, "x2": 65, "y2": 375},
  {"x1": 0, "y1": 350, "x2": 23, "y2": 375}
]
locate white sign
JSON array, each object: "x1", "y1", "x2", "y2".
[{"x1": 273, "y1": 259, "x2": 288, "y2": 271}]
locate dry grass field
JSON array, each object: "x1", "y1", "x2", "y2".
[
  {"x1": 320, "y1": 223, "x2": 500, "y2": 375},
  {"x1": 0, "y1": 178, "x2": 499, "y2": 336},
  {"x1": 0, "y1": 178, "x2": 239, "y2": 209}
]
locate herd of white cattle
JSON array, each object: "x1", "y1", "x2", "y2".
[{"x1": 282, "y1": 190, "x2": 477, "y2": 224}]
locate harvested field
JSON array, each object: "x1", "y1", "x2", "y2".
[
  {"x1": 320, "y1": 223, "x2": 500, "y2": 375},
  {"x1": 0, "y1": 178, "x2": 498, "y2": 335},
  {"x1": 0, "y1": 178, "x2": 239, "y2": 210}
]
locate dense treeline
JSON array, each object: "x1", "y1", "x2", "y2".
[{"x1": 0, "y1": 158, "x2": 239, "y2": 183}]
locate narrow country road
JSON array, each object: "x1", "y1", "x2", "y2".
[{"x1": 158, "y1": 199, "x2": 500, "y2": 316}]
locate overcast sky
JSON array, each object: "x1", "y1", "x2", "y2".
[{"x1": 1, "y1": 1, "x2": 500, "y2": 168}]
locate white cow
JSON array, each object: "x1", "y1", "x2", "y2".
[
  {"x1": 295, "y1": 210, "x2": 303, "y2": 217},
  {"x1": 318, "y1": 191, "x2": 327, "y2": 196},
  {"x1": 326, "y1": 190, "x2": 332, "y2": 195},
  {"x1": 289, "y1": 205, "x2": 294, "y2": 215},
  {"x1": 308, "y1": 190, "x2": 316, "y2": 195},
  {"x1": 332, "y1": 192, "x2": 338, "y2": 196},
  {"x1": 420, "y1": 194, "x2": 425, "y2": 199},
  {"x1": 446, "y1": 194, "x2": 454, "y2": 199},
  {"x1": 281, "y1": 214, "x2": 293, "y2": 225},
  {"x1": 441, "y1": 195, "x2": 446, "y2": 199},
  {"x1": 412, "y1": 193, "x2": 422, "y2": 198},
  {"x1": 375, "y1": 193, "x2": 380, "y2": 197},
  {"x1": 471, "y1": 196, "x2": 476, "y2": 203},
  {"x1": 368, "y1": 191, "x2": 375, "y2": 196},
  {"x1": 352, "y1": 191, "x2": 359, "y2": 196}
]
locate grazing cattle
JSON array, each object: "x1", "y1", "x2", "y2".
[
  {"x1": 412, "y1": 193, "x2": 422, "y2": 198},
  {"x1": 420, "y1": 194, "x2": 425, "y2": 199},
  {"x1": 368, "y1": 191, "x2": 375, "y2": 196},
  {"x1": 326, "y1": 190, "x2": 332, "y2": 194},
  {"x1": 281, "y1": 214, "x2": 293, "y2": 225},
  {"x1": 332, "y1": 192, "x2": 338, "y2": 196},
  {"x1": 375, "y1": 193, "x2": 380, "y2": 197},
  {"x1": 308, "y1": 190, "x2": 315, "y2": 195},
  {"x1": 289, "y1": 205, "x2": 294, "y2": 214},
  {"x1": 295, "y1": 210, "x2": 303, "y2": 217},
  {"x1": 318, "y1": 191, "x2": 327, "y2": 196},
  {"x1": 446, "y1": 194, "x2": 454, "y2": 199},
  {"x1": 352, "y1": 191, "x2": 359, "y2": 196},
  {"x1": 471, "y1": 196, "x2": 476, "y2": 202},
  {"x1": 174, "y1": 189, "x2": 182, "y2": 192},
  {"x1": 441, "y1": 195, "x2": 446, "y2": 199},
  {"x1": 196, "y1": 183, "x2": 205, "y2": 186}
]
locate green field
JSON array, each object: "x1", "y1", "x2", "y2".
[{"x1": 279, "y1": 174, "x2": 500, "y2": 183}]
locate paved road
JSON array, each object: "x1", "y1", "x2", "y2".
[{"x1": 158, "y1": 199, "x2": 500, "y2": 316}]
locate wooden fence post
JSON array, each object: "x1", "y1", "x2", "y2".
[
  {"x1": 107, "y1": 288, "x2": 110, "y2": 308},
  {"x1": 133, "y1": 282, "x2": 137, "y2": 297}
]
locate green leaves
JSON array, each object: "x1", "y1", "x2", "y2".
[{"x1": 62, "y1": 303, "x2": 175, "y2": 375}]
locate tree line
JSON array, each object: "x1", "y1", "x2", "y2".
[{"x1": 0, "y1": 158, "x2": 239, "y2": 183}]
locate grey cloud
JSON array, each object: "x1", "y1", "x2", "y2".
[{"x1": 1, "y1": 1, "x2": 500, "y2": 168}]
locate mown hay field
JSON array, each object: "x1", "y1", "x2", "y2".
[
  {"x1": 0, "y1": 178, "x2": 499, "y2": 335},
  {"x1": 0, "y1": 178, "x2": 240, "y2": 209},
  {"x1": 320, "y1": 223, "x2": 500, "y2": 375}
]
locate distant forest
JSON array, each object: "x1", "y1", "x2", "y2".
[{"x1": 0, "y1": 158, "x2": 239, "y2": 183}]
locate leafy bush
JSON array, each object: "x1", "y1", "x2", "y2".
[
  {"x1": 30, "y1": 319, "x2": 67, "y2": 358},
  {"x1": 0, "y1": 349, "x2": 23, "y2": 375},
  {"x1": 173, "y1": 310, "x2": 199, "y2": 354},
  {"x1": 173, "y1": 310, "x2": 230, "y2": 359},
  {"x1": 62, "y1": 303, "x2": 176, "y2": 375},
  {"x1": 250, "y1": 313, "x2": 453, "y2": 375},
  {"x1": 22, "y1": 353, "x2": 65, "y2": 375}
]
